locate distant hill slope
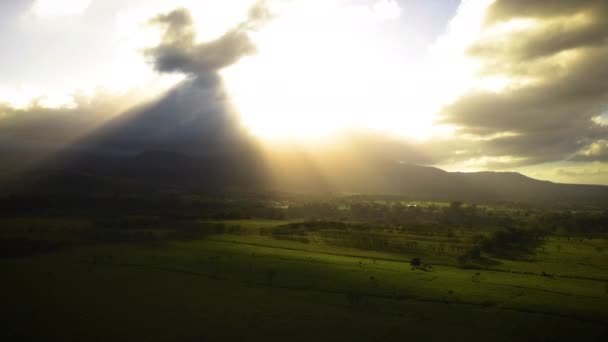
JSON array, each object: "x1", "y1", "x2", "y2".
[
  {"x1": 4, "y1": 150, "x2": 608, "y2": 206},
  {"x1": 453, "y1": 170, "x2": 608, "y2": 204},
  {"x1": 317, "y1": 162, "x2": 608, "y2": 205}
]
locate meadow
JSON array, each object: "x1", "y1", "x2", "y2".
[{"x1": 1, "y1": 209, "x2": 607, "y2": 341}]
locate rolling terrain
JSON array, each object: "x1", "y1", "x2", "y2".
[{"x1": 1, "y1": 218, "x2": 607, "y2": 341}]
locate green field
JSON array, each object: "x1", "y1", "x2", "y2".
[{"x1": 1, "y1": 218, "x2": 607, "y2": 341}]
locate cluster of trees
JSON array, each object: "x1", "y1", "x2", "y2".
[
  {"x1": 3, "y1": 193, "x2": 607, "y2": 237},
  {"x1": 287, "y1": 200, "x2": 529, "y2": 230},
  {"x1": 0, "y1": 194, "x2": 286, "y2": 220},
  {"x1": 3, "y1": 192, "x2": 606, "y2": 263},
  {"x1": 458, "y1": 227, "x2": 545, "y2": 265},
  {"x1": 538, "y1": 211, "x2": 608, "y2": 235},
  {"x1": 287, "y1": 200, "x2": 608, "y2": 237}
]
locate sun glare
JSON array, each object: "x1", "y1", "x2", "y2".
[{"x1": 220, "y1": 0, "x2": 444, "y2": 142}]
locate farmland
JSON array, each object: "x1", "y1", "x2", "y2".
[{"x1": 1, "y1": 201, "x2": 607, "y2": 341}]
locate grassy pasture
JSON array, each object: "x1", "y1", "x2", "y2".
[{"x1": 1, "y1": 218, "x2": 607, "y2": 341}]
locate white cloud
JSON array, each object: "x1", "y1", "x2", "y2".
[
  {"x1": 371, "y1": 0, "x2": 402, "y2": 21},
  {"x1": 32, "y1": 0, "x2": 91, "y2": 18}
]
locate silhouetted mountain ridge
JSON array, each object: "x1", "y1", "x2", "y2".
[{"x1": 4, "y1": 150, "x2": 607, "y2": 206}]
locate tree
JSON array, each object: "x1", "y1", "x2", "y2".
[
  {"x1": 449, "y1": 201, "x2": 463, "y2": 210},
  {"x1": 410, "y1": 257, "x2": 422, "y2": 267}
]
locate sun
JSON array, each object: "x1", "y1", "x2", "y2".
[{"x1": 219, "y1": 0, "x2": 443, "y2": 142}]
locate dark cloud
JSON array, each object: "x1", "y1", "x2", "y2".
[
  {"x1": 476, "y1": 1, "x2": 608, "y2": 61},
  {"x1": 145, "y1": 2, "x2": 271, "y2": 77},
  {"x1": 440, "y1": 0, "x2": 608, "y2": 167},
  {"x1": 486, "y1": 0, "x2": 606, "y2": 23}
]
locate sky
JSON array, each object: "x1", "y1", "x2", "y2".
[{"x1": 1, "y1": 0, "x2": 608, "y2": 185}]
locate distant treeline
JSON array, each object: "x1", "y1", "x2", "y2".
[{"x1": 0, "y1": 194, "x2": 284, "y2": 220}]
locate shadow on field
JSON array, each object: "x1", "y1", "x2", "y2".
[
  {"x1": 0, "y1": 238, "x2": 67, "y2": 258},
  {"x1": 480, "y1": 228, "x2": 546, "y2": 261}
]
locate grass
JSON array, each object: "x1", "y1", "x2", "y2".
[
  {"x1": 1, "y1": 219, "x2": 607, "y2": 341},
  {"x1": 204, "y1": 219, "x2": 300, "y2": 228}
]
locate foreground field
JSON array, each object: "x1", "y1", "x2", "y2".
[{"x1": 1, "y1": 219, "x2": 607, "y2": 341}]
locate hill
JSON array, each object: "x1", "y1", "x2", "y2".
[{"x1": 3, "y1": 149, "x2": 608, "y2": 206}]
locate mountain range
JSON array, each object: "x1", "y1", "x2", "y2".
[
  {"x1": 2, "y1": 80, "x2": 607, "y2": 206},
  {"x1": 3, "y1": 148, "x2": 607, "y2": 206}
]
